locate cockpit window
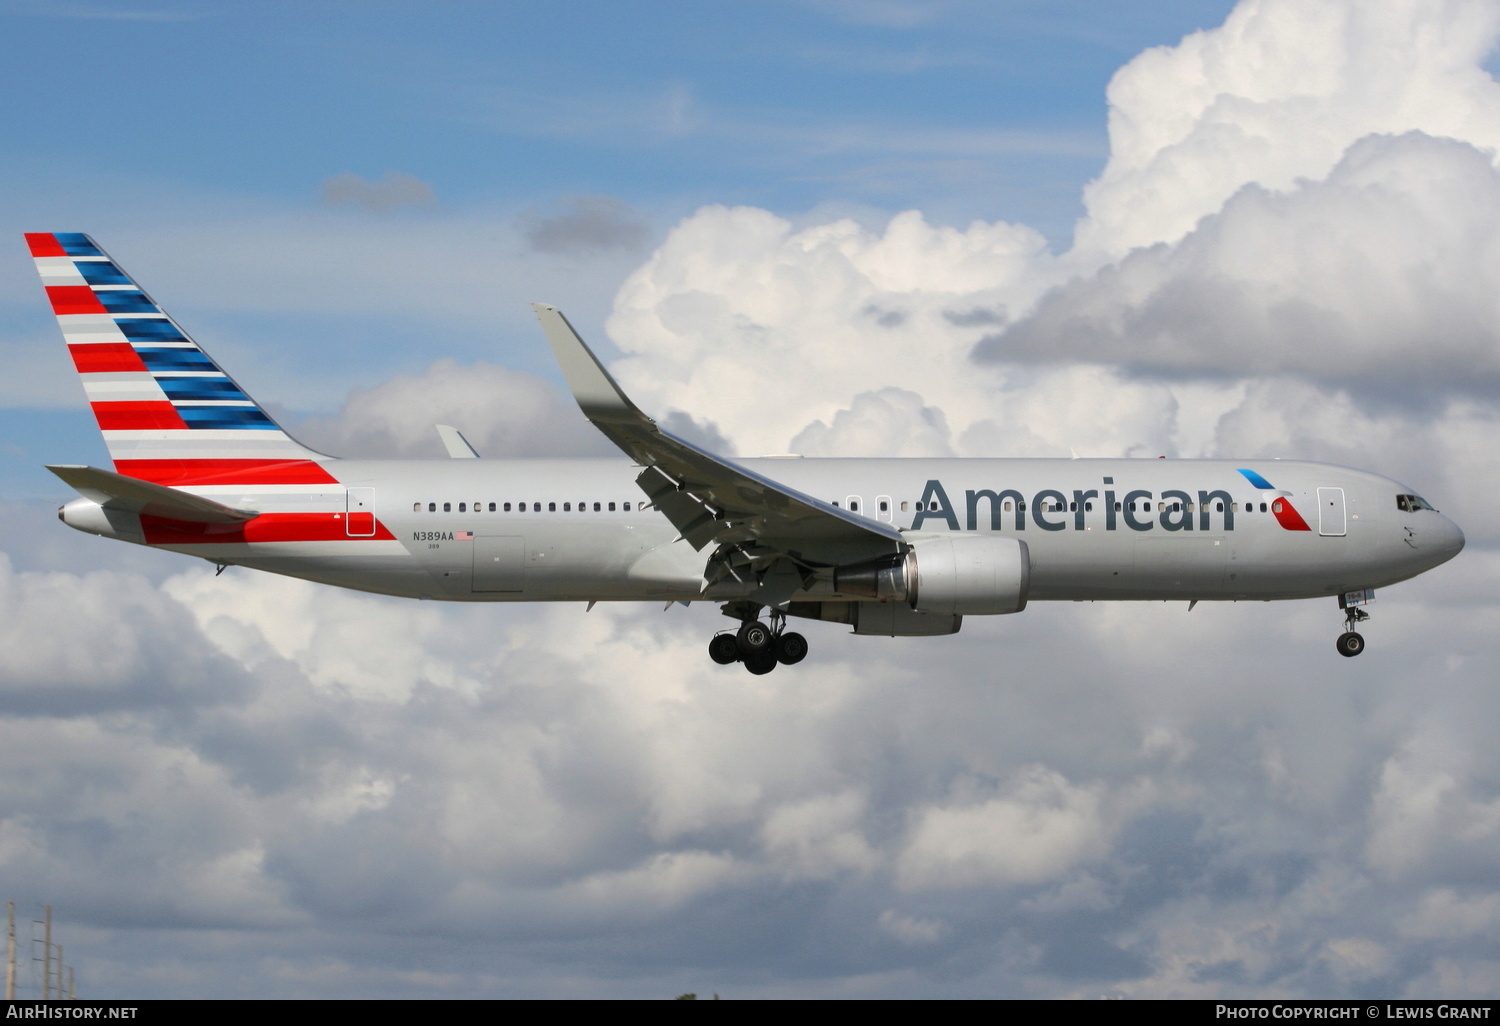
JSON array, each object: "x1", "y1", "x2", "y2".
[{"x1": 1397, "y1": 493, "x2": 1437, "y2": 512}]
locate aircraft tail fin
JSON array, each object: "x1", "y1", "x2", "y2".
[{"x1": 26, "y1": 232, "x2": 336, "y2": 487}]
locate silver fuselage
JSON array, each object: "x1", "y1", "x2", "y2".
[{"x1": 63, "y1": 456, "x2": 1465, "y2": 607}]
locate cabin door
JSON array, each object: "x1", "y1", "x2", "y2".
[
  {"x1": 346, "y1": 488, "x2": 376, "y2": 537},
  {"x1": 473, "y1": 536, "x2": 525, "y2": 593},
  {"x1": 1317, "y1": 487, "x2": 1347, "y2": 537}
]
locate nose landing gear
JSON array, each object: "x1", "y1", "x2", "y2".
[
  {"x1": 707, "y1": 608, "x2": 808, "y2": 673},
  {"x1": 1336, "y1": 604, "x2": 1370, "y2": 658}
]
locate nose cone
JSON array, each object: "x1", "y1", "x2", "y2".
[{"x1": 1436, "y1": 515, "x2": 1466, "y2": 564}]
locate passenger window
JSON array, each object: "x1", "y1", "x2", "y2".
[
  {"x1": 1004, "y1": 501, "x2": 1013, "y2": 512},
  {"x1": 1018, "y1": 502, "x2": 1026, "y2": 512},
  {"x1": 915, "y1": 502, "x2": 924, "y2": 512},
  {"x1": 428, "y1": 502, "x2": 435, "y2": 512},
  {"x1": 459, "y1": 502, "x2": 466, "y2": 512},
  {"x1": 563, "y1": 502, "x2": 571, "y2": 511},
  {"x1": 879, "y1": 500, "x2": 888, "y2": 512},
  {"x1": 900, "y1": 501, "x2": 909, "y2": 512},
  {"x1": 549, "y1": 502, "x2": 556, "y2": 512},
  {"x1": 609, "y1": 502, "x2": 616, "y2": 511},
  {"x1": 1273, "y1": 501, "x2": 1284, "y2": 513},
  {"x1": 489, "y1": 503, "x2": 496, "y2": 512},
  {"x1": 594, "y1": 502, "x2": 601, "y2": 511},
  {"x1": 623, "y1": 502, "x2": 631, "y2": 511},
  {"x1": 443, "y1": 502, "x2": 451, "y2": 512},
  {"x1": 413, "y1": 503, "x2": 420, "y2": 513},
  {"x1": 1113, "y1": 502, "x2": 1120, "y2": 512},
  {"x1": 1217, "y1": 502, "x2": 1225, "y2": 512}
]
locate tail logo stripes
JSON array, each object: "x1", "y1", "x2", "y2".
[{"x1": 26, "y1": 232, "x2": 335, "y2": 487}]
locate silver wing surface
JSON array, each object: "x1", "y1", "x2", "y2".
[{"x1": 532, "y1": 304, "x2": 902, "y2": 570}]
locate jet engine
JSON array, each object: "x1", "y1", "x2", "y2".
[{"x1": 834, "y1": 535, "x2": 1030, "y2": 616}]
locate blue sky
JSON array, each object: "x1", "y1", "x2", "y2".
[
  {"x1": 0, "y1": 1, "x2": 1233, "y2": 227},
  {"x1": 3, "y1": 0, "x2": 1499, "y2": 1001},
  {"x1": 0, "y1": 0, "x2": 1232, "y2": 499}
]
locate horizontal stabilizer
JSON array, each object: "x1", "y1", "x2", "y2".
[{"x1": 47, "y1": 465, "x2": 259, "y2": 523}]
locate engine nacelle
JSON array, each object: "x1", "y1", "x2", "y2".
[
  {"x1": 908, "y1": 534, "x2": 1029, "y2": 615},
  {"x1": 834, "y1": 535, "x2": 1030, "y2": 616},
  {"x1": 784, "y1": 600, "x2": 962, "y2": 637}
]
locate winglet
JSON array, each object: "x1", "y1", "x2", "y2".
[{"x1": 531, "y1": 304, "x2": 648, "y2": 424}]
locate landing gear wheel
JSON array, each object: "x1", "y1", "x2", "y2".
[
  {"x1": 708, "y1": 634, "x2": 740, "y2": 665},
  {"x1": 1336, "y1": 631, "x2": 1365, "y2": 658},
  {"x1": 774, "y1": 631, "x2": 808, "y2": 665},
  {"x1": 743, "y1": 651, "x2": 778, "y2": 675},
  {"x1": 737, "y1": 620, "x2": 773, "y2": 656}
]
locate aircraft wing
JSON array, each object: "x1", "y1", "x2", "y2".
[
  {"x1": 48, "y1": 465, "x2": 260, "y2": 524},
  {"x1": 533, "y1": 304, "x2": 903, "y2": 566}
]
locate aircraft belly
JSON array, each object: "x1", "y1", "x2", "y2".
[
  {"x1": 391, "y1": 519, "x2": 677, "y2": 601},
  {"x1": 514, "y1": 522, "x2": 665, "y2": 599},
  {"x1": 626, "y1": 540, "x2": 709, "y2": 598},
  {"x1": 472, "y1": 536, "x2": 525, "y2": 593},
  {"x1": 1026, "y1": 533, "x2": 1229, "y2": 600},
  {"x1": 1223, "y1": 522, "x2": 1393, "y2": 597},
  {"x1": 212, "y1": 548, "x2": 434, "y2": 599}
]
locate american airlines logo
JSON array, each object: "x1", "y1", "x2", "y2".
[{"x1": 910, "y1": 477, "x2": 1310, "y2": 533}]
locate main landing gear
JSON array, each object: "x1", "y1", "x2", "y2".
[
  {"x1": 708, "y1": 610, "x2": 808, "y2": 674},
  {"x1": 1336, "y1": 604, "x2": 1370, "y2": 658}
]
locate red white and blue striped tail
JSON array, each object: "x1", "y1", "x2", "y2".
[{"x1": 26, "y1": 232, "x2": 336, "y2": 487}]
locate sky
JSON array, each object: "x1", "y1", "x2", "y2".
[{"x1": 1, "y1": 0, "x2": 1498, "y2": 1000}]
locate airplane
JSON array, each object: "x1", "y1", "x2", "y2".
[{"x1": 28, "y1": 232, "x2": 1465, "y2": 673}]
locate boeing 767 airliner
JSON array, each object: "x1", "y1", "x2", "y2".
[{"x1": 29, "y1": 232, "x2": 1464, "y2": 673}]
